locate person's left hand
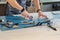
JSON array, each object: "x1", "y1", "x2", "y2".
[{"x1": 38, "y1": 11, "x2": 48, "y2": 18}]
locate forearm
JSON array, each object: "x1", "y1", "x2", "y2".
[
  {"x1": 6, "y1": 0, "x2": 23, "y2": 11},
  {"x1": 33, "y1": 0, "x2": 41, "y2": 10}
]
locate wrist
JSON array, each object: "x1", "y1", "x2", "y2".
[
  {"x1": 21, "y1": 8, "x2": 25, "y2": 13},
  {"x1": 37, "y1": 9, "x2": 41, "y2": 12}
]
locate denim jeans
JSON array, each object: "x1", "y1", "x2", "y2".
[{"x1": 6, "y1": 0, "x2": 26, "y2": 16}]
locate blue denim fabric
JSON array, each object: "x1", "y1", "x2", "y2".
[{"x1": 6, "y1": 0, "x2": 26, "y2": 16}]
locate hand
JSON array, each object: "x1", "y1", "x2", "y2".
[
  {"x1": 38, "y1": 11, "x2": 48, "y2": 18},
  {"x1": 21, "y1": 10, "x2": 30, "y2": 19}
]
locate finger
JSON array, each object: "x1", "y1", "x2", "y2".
[{"x1": 42, "y1": 15, "x2": 48, "y2": 18}]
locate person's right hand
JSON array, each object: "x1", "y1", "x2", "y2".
[{"x1": 38, "y1": 11, "x2": 48, "y2": 19}]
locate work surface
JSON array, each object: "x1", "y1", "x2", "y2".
[
  {"x1": 0, "y1": 26, "x2": 60, "y2": 40},
  {"x1": 0, "y1": 11, "x2": 60, "y2": 40}
]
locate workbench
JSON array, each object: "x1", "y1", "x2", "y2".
[
  {"x1": 0, "y1": 2, "x2": 7, "y2": 16},
  {"x1": 40, "y1": 0, "x2": 60, "y2": 4}
]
